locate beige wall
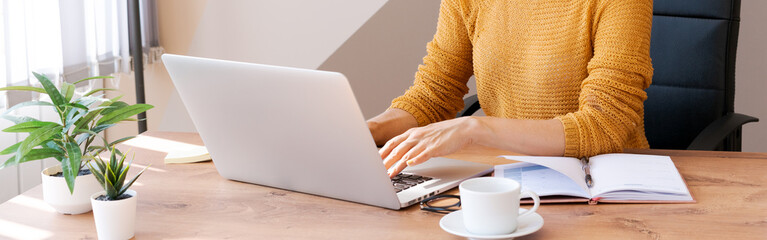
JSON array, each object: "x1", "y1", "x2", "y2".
[
  {"x1": 109, "y1": 1, "x2": 767, "y2": 152},
  {"x1": 734, "y1": 0, "x2": 767, "y2": 152},
  {"x1": 106, "y1": 0, "x2": 209, "y2": 138}
]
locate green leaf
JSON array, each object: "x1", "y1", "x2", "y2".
[
  {"x1": 108, "y1": 136, "x2": 135, "y2": 147},
  {"x1": 86, "y1": 146, "x2": 111, "y2": 156},
  {"x1": 63, "y1": 103, "x2": 89, "y2": 131},
  {"x1": 32, "y1": 72, "x2": 66, "y2": 109},
  {"x1": 62, "y1": 137, "x2": 83, "y2": 194},
  {"x1": 0, "y1": 146, "x2": 62, "y2": 169},
  {"x1": 90, "y1": 124, "x2": 115, "y2": 134},
  {"x1": 0, "y1": 142, "x2": 22, "y2": 155},
  {"x1": 44, "y1": 140, "x2": 64, "y2": 152},
  {"x1": 104, "y1": 159, "x2": 119, "y2": 199},
  {"x1": 72, "y1": 75, "x2": 114, "y2": 85},
  {"x1": 87, "y1": 161, "x2": 107, "y2": 188},
  {"x1": 73, "y1": 128, "x2": 97, "y2": 143},
  {"x1": 25, "y1": 148, "x2": 63, "y2": 159},
  {"x1": 91, "y1": 155, "x2": 107, "y2": 175},
  {"x1": 60, "y1": 82, "x2": 75, "y2": 102},
  {"x1": 67, "y1": 103, "x2": 89, "y2": 110},
  {"x1": 0, "y1": 86, "x2": 47, "y2": 93},
  {"x1": 120, "y1": 164, "x2": 148, "y2": 196},
  {"x1": 105, "y1": 175, "x2": 119, "y2": 199},
  {"x1": 99, "y1": 101, "x2": 129, "y2": 115},
  {"x1": 1, "y1": 115, "x2": 39, "y2": 125},
  {"x1": 73, "y1": 111, "x2": 101, "y2": 132},
  {"x1": 73, "y1": 128, "x2": 103, "y2": 146},
  {"x1": 14, "y1": 124, "x2": 63, "y2": 164},
  {"x1": 84, "y1": 88, "x2": 118, "y2": 97},
  {"x1": 113, "y1": 153, "x2": 129, "y2": 193},
  {"x1": 113, "y1": 148, "x2": 123, "y2": 157},
  {"x1": 3, "y1": 121, "x2": 58, "y2": 133},
  {"x1": 0, "y1": 143, "x2": 60, "y2": 169},
  {"x1": 114, "y1": 168, "x2": 128, "y2": 194},
  {"x1": 71, "y1": 98, "x2": 120, "y2": 131},
  {"x1": 108, "y1": 149, "x2": 118, "y2": 180},
  {"x1": 73, "y1": 128, "x2": 99, "y2": 136},
  {"x1": 74, "y1": 96, "x2": 107, "y2": 108},
  {"x1": 96, "y1": 104, "x2": 153, "y2": 125}
]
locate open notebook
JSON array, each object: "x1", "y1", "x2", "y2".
[{"x1": 495, "y1": 154, "x2": 694, "y2": 204}]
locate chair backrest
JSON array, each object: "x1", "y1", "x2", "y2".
[{"x1": 644, "y1": 0, "x2": 741, "y2": 150}]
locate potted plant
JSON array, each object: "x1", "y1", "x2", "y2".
[
  {"x1": 89, "y1": 148, "x2": 147, "y2": 240},
  {"x1": 0, "y1": 72, "x2": 153, "y2": 214}
]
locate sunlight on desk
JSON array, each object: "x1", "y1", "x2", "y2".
[
  {"x1": 0, "y1": 219, "x2": 53, "y2": 239},
  {"x1": 122, "y1": 135, "x2": 205, "y2": 155},
  {"x1": 7, "y1": 195, "x2": 54, "y2": 213},
  {"x1": 130, "y1": 163, "x2": 168, "y2": 173}
]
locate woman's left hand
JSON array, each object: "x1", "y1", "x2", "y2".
[{"x1": 380, "y1": 117, "x2": 482, "y2": 178}]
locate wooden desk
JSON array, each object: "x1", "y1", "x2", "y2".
[{"x1": 1, "y1": 131, "x2": 766, "y2": 239}]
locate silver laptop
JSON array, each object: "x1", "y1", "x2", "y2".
[{"x1": 162, "y1": 54, "x2": 492, "y2": 210}]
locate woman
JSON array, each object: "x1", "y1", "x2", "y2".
[{"x1": 369, "y1": 0, "x2": 654, "y2": 177}]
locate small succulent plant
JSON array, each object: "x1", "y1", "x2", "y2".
[{"x1": 88, "y1": 148, "x2": 148, "y2": 200}]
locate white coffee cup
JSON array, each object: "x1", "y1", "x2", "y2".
[{"x1": 459, "y1": 177, "x2": 540, "y2": 235}]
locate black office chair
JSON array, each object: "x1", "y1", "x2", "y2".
[{"x1": 458, "y1": 0, "x2": 758, "y2": 151}]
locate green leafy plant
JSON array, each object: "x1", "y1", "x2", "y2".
[
  {"x1": 0, "y1": 72, "x2": 153, "y2": 193},
  {"x1": 88, "y1": 148, "x2": 147, "y2": 200}
]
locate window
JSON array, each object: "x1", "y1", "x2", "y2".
[{"x1": 0, "y1": 0, "x2": 161, "y2": 203}]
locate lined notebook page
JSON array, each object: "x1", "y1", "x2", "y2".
[{"x1": 589, "y1": 154, "x2": 692, "y2": 201}]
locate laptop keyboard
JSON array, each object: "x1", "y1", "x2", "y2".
[{"x1": 391, "y1": 173, "x2": 432, "y2": 193}]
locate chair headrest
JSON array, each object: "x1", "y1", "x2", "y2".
[{"x1": 654, "y1": 0, "x2": 741, "y2": 20}]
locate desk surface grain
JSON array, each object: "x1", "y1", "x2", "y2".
[{"x1": 1, "y1": 131, "x2": 766, "y2": 239}]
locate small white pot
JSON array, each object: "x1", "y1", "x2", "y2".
[
  {"x1": 41, "y1": 165, "x2": 102, "y2": 214},
  {"x1": 91, "y1": 190, "x2": 137, "y2": 240}
]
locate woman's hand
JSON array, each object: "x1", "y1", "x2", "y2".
[
  {"x1": 380, "y1": 117, "x2": 482, "y2": 178},
  {"x1": 379, "y1": 116, "x2": 566, "y2": 178}
]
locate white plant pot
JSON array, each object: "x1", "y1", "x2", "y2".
[
  {"x1": 41, "y1": 165, "x2": 102, "y2": 214},
  {"x1": 91, "y1": 190, "x2": 137, "y2": 240}
]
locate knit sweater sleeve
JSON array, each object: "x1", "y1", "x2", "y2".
[
  {"x1": 389, "y1": 0, "x2": 473, "y2": 126},
  {"x1": 555, "y1": 1, "x2": 654, "y2": 157}
]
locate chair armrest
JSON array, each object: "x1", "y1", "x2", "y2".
[
  {"x1": 456, "y1": 94, "x2": 481, "y2": 118},
  {"x1": 687, "y1": 113, "x2": 759, "y2": 150}
]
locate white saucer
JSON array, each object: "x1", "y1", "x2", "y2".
[{"x1": 439, "y1": 209, "x2": 544, "y2": 240}]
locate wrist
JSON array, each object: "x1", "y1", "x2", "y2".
[
  {"x1": 461, "y1": 116, "x2": 490, "y2": 146},
  {"x1": 366, "y1": 120, "x2": 385, "y2": 146}
]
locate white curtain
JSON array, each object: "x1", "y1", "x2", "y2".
[{"x1": 0, "y1": 0, "x2": 161, "y2": 203}]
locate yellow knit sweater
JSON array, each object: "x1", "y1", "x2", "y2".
[{"x1": 390, "y1": 0, "x2": 654, "y2": 157}]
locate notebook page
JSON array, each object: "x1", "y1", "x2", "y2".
[
  {"x1": 500, "y1": 156, "x2": 590, "y2": 195},
  {"x1": 495, "y1": 162, "x2": 591, "y2": 198},
  {"x1": 589, "y1": 154, "x2": 692, "y2": 200}
]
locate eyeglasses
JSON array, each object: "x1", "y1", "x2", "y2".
[{"x1": 419, "y1": 195, "x2": 461, "y2": 214}]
